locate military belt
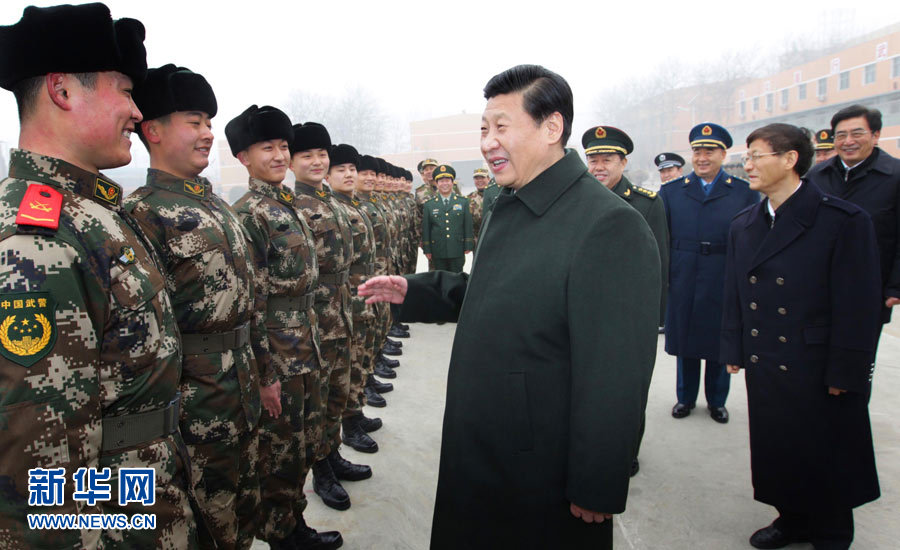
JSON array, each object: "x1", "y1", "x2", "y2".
[
  {"x1": 101, "y1": 393, "x2": 181, "y2": 452},
  {"x1": 349, "y1": 263, "x2": 375, "y2": 276},
  {"x1": 181, "y1": 322, "x2": 250, "y2": 355},
  {"x1": 267, "y1": 293, "x2": 316, "y2": 321},
  {"x1": 671, "y1": 239, "x2": 726, "y2": 256},
  {"x1": 319, "y1": 270, "x2": 350, "y2": 285}
]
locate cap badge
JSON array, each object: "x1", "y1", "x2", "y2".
[
  {"x1": 702, "y1": 125, "x2": 713, "y2": 136},
  {"x1": 820, "y1": 131, "x2": 828, "y2": 140},
  {"x1": 595, "y1": 127, "x2": 607, "y2": 139}
]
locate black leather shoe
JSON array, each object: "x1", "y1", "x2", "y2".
[
  {"x1": 377, "y1": 353, "x2": 400, "y2": 368},
  {"x1": 708, "y1": 406, "x2": 729, "y2": 424},
  {"x1": 369, "y1": 376, "x2": 393, "y2": 393},
  {"x1": 312, "y1": 459, "x2": 351, "y2": 510},
  {"x1": 358, "y1": 414, "x2": 382, "y2": 432},
  {"x1": 397, "y1": 323, "x2": 410, "y2": 331},
  {"x1": 749, "y1": 523, "x2": 805, "y2": 549},
  {"x1": 329, "y1": 446, "x2": 374, "y2": 478},
  {"x1": 292, "y1": 516, "x2": 343, "y2": 550},
  {"x1": 388, "y1": 326, "x2": 410, "y2": 338},
  {"x1": 630, "y1": 458, "x2": 640, "y2": 477},
  {"x1": 341, "y1": 418, "x2": 379, "y2": 454},
  {"x1": 374, "y1": 362, "x2": 396, "y2": 379},
  {"x1": 671, "y1": 402, "x2": 695, "y2": 418},
  {"x1": 364, "y1": 386, "x2": 386, "y2": 407},
  {"x1": 385, "y1": 337, "x2": 403, "y2": 348},
  {"x1": 382, "y1": 344, "x2": 402, "y2": 356}
]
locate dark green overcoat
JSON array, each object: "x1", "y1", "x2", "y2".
[
  {"x1": 400, "y1": 150, "x2": 660, "y2": 549},
  {"x1": 421, "y1": 193, "x2": 473, "y2": 259}
]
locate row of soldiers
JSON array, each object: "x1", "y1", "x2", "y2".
[{"x1": 0, "y1": 4, "x2": 423, "y2": 550}]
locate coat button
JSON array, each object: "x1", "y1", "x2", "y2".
[
  {"x1": 778, "y1": 307, "x2": 787, "y2": 315},
  {"x1": 779, "y1": 365, "x2": 788, "y2": 371},
  {"x1": 750, "y1": 355, "x2": 759, "y2": 363},
  {"x1": 751, "y1": 329, "x2": 759, "y2": 337},
  {"x1": 778, "y1": 336, "x2": 787, "y2": 343},
  {"x1": 750, "y1": 302, "x2": 758, "y2": 310},
  {"x1": 776, "y1": 277, "x2": 785, "y2": 285},
  {"x1": 749, "y1": 275, "x2": 757, "y2": 284}
]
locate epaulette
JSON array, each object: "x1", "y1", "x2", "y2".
[
  {"x1": 662, "y1": 176, "x2": 684, "y2": 187},
  {"x1": 632, "y1": 185, "x2": 658, "y2": 199},
  {"x1": 16, "y1": 184, "x2": 63, "y2": 231}
]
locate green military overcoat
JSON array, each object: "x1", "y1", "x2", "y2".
[
  {"x1": 399, "y1": 150, "x2": 660, "y2": 549},
  {"x1": 421, "y1": 193, "x2": 473, "y2": 259}
]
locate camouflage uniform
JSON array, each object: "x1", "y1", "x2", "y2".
[
  {"x1": 466, "y1": 189, "x2": 485, "y2": 244},
  {"x1": 334, "y1": 192, "x2": 376, "y2": 415},
  {"x1": 232, "y1": 179, "x2": 321, "y2": 543},
  {"x1": 125, "y1": 169, "x2": 260, "y2": 550},
  {"x1": 0, "y1": 150, "x2": 197, "y2": 549},
  {"x1": 293, "y1": 183, "x2": 353, "y2": 460},
  {"x1": 360, "y1": 192, "x2": 393, "y2": 366},
  {"x1": 404, "y1": 193, "x2": 419, "y2": 273}
]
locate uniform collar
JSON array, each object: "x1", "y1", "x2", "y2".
[
  {"x1": 249, "y1": 177, "x2": 295, "y2": 206},
  {"x1": 146, "y1": 168, "x2": 212, "y2": 201},
  {"x1": 294, "y1": 180, "x2": 331, "y2": 200},
  {"x1": 513, "y1": 149, "x2": 586, "y2": 217},
  {"x1": 8, "y1": 148, "x2": 125, "y2": 211},
  {"x1": 333, "y1": 190, "x2": 357, "y2": 206},
  {"x1": 610, "y1": 175, "x2": 633, "y2": 199}
]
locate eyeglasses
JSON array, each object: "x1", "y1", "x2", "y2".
[
  {"x1": 834, "y1": 130, "x2": 870, "y2": 141},
  {"x1": 741, "y1": 151, "x2": 781, "y2": 164}
]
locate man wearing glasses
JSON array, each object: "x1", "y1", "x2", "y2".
[{"x1": 807, "y1": 105, "x2": 900, "y2": 331}]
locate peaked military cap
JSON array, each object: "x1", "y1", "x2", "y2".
[
  {"x1": 474, "y1": 167, "x2": 490, "y2": 177},
  {"x1": 654, "y1": 152, "x2": 685, "y2": 170},
  {"x1": 0, "y1": 3, "x2": 147, "y2": 90},
  {"x1": 359, "y1": 154, "x2": 378, "y2": 172},
  {"x1": 689, "y1": 122, "x2": 732, "y2": 149},
  {"x1": 433, "y1": 164, "x2": 456, "y2": 181},
  {"x1": 814, "y1": 129, "x2": 834, "y2": 150},
  {"x1": 582, "y1": 126, "x2": 634, "y2": 156},
  {"x1": 330, "y1": 143, "x2": 359, "y2": 168},
  {"x1": 224, "y1": 105, "x2": 292, "y2": 157},
  {"x1": 417, "y1": 158, "x2": 439, "y2": 172},
  {"x1": 291, "y1": 122, "x2": 331, "y2": 156},
  {"x1": 134, "y1": 64, "x2": 217, "y2": 125}
]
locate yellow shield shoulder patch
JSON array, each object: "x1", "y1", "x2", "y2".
[
  {"x1": 93, "y1": 178, "x2": 121, "y2": 206},
  {"x1": 0, "y1": 291, "x2": 57, "y2": 367}
]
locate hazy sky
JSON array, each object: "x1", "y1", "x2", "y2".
[{"x1": 1, "y1": 0, "x2": 899, "y2": 148}]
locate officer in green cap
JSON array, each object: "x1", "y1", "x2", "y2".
[
  {"x1": 814, "y1": 128, "x2": 837, "y2": 164},
  {"x1": 422, "y1": 164, "x2": 473, "y2": 272},
  {"x1": 467, "y1": 167, "x2": 490, "y2": 242},
  {"x1": 0, "y1": 3, "x2": 199, "y2": 548},
  {"x1": 582, "y1": 125, "x2": 668, "y2": 476}
]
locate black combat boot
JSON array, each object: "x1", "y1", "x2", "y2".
[
  {"x1": 358, "y1": 413, "x2": 382, "y2": 432},
  {"x1": 341, "y1": 417, "x2": 379, "y2": 454},
  {"x1": 374, "y1": 361, "x2": 397, "y2": 379},
  {"x1": 397, "y1": 323, "x2": 410, "y2": 331},
  {"x1": 369, "y1": 376, "x2": 393, "y2": 393},
  {"x1": 330, "y1": 446, "x2": 374, "y2": 477},
  {"x1": 382, "y1": 342, "x2": 402, "y2": 356},
  {"x1": 388, "y1": 325, "x2": 409, "y2": 338},
  {"x1": 312, "y1": 458, "x2": 351, "y2": 510},
  {"x1": 292, "y1": 515, "x2": 343, "y2": 550},
  {"x1": 364, "y1": 385, "x2": 386, "y2": 407},
  {"x1": 377, "y1": 352, "x2": 399, "y2": 368},
  {"x1": 385, "y1": 337, "x2": 403, "y2": 348}
]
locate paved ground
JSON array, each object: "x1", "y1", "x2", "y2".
[{"x1": 254, "y1": 258, "x2": 899, "y2": 549}]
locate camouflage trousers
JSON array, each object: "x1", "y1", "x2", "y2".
[
  {"x1": 257, "y1": 372, "x2": 318, "y2": 542},
  {"x1": 187, "y1": 427, "x2": 260, "y2": 550},
  {"x1": 315, "y1": 337, "x2": 351, "y2": 460},
  {"x1": 344, "y1": 317, "x2": 375, "y2": 416}
]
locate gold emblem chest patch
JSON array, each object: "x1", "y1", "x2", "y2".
[{"x1": 0, "y1": 291, "x2": 57, "y2": 367}]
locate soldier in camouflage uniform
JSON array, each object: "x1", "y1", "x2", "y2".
[
  {"x1": 0, "y1": 4, "x2": 198, "y2": 548},
  {"x1": 326, "y1": 145, "x2": 382, "y2": 454},
  {"x1": 227, "y1": 106, "x2": 342, "y2": 550},
  {"x1": 291, "y1": 122, "x2": 370, "y2": 512},
  {"x1": 125, "y1": 65, "x2": 261, "y2": 550},
  {"x1": 377, "y1": 162, "x2": 411, "y2": 343},
  {"x1": 467, "y1": 167, "x2": 490, "y2": 244}
]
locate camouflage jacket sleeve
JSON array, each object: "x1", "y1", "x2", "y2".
[{"x1": 238, "y1": 209, "x2": 277, "y2": 386}]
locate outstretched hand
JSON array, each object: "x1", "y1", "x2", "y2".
[
  {"x1": 357, "y1": 275, "x2": 408, "y2": 305},
  {"x1": 570, "y1": 503, "x2": 612, "y2": 524}
]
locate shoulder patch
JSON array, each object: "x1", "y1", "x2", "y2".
[
  {"x1": 183, "y1": 181, "x2": 206, "y2": 198},
  {"x1": 633, "y1": 186, "x2": 658, "y2": 199},
  {"x1": 16, "y1": 184, "x2": 62, "y2": 230},
  {"x1": 278, "y1": 189, "x2": 294, "y2": 205},
  {"x1": 93, "y1": 177, "x2": 121, "y2": 206},
  {"x1": 0, "y1": 291, "x2": 57, "y2": 367}
]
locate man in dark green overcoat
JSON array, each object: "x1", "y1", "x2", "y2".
[
  {"x1": 359, "y1": 65, "x2": 659, "y2": 550},
  {"x1": 421, "y1": 164, "x2": 473, "y2": 273}
]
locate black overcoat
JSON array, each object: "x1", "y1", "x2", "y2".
[
  {"x1": 400, "y1": 151, "x2": 661, "y2": 549},
  {"x1": 720, "y1": 181, "x2": 881, "y2": 510}
]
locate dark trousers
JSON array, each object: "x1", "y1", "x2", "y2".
[
  {"x1": 432, "y1": 256, "x2": 465, "y2": 273},
  {"x1": 676, "y1": 357, "x2": 729, "y2": 408},
  {"x1": 775, "y1": 506, "x2": 854, "y2": 549}
]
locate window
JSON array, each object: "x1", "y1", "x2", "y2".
[
  {"x1": 864, "y1": 64, "x2": 876, "y2": 84},
  {"x1": 798, "y1": 83, "x2": 807, "y2": 100},
  {"x1": 817, "y1": 77, "x2": 827, "y2": 98},
  {"x1": 840, "y1": 71, "x2": 850, "y2": 90},
  {"x1": 766, "y1": 93, "x2": 773, "y2": 112},
  {"x1": 894, "y1": 57, "x2": 900, "y2": 78},
  {"x1": 753, "y1": 97, "x2": 759, "y2": 112},
  {"x1": 781, "y1": 89, "x2": 789, "y2": 108},
  {"x1": 740, "y1": 100, "x2": 746, "y2": 117}
]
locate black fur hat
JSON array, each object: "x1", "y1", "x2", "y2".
[
  {"x1": 134, "y1": 64, "x2": 217, "y2": 122},
  {"x1": 224, "y1": 105, "x2": 292, "y2": 157},
  {"x1": 291, "y1": 122, "x2": 332, "y2": 156},
  {"x1": 330, "y1": 144, "x2": 360, "y2": 168}
]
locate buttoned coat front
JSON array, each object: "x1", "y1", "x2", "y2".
[{"x1": 720, "y1": 181, "x2": 881, "y2": 510}]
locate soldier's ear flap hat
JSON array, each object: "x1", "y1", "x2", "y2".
[
  {"x1": 433, "y1": 164, "x2": 456, "y2": 181},
  {"x1": 654, "y1": 152, "x2": 685, "y2": 170},
  {"x1": 582, "y1": 126, "x2": 634, "y2": 156},
  {"x1": 291, "y1": 122, "x2": 332, "y2": 156},
  {"x1": 133, "y1": 64, "x2": 217, "y2": 124},
  {"x1": 689, "y1": 122, "x2": 732, "y2": 150},
  {"x1": 330, "y1": 144, "x2": 359, "y2": 168},
  {"x1": 375, "y1": 158, "x2": 388, "y2": 175},
  {"x1": 0, "y1": 2, "x2": 147, "y2": 90},
  {"x1": 225, "y1": 104, "x2": 293, "y2": 157},
  {"x1": 359, "y1": 155, "x2": 379, "y2": 172}
]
